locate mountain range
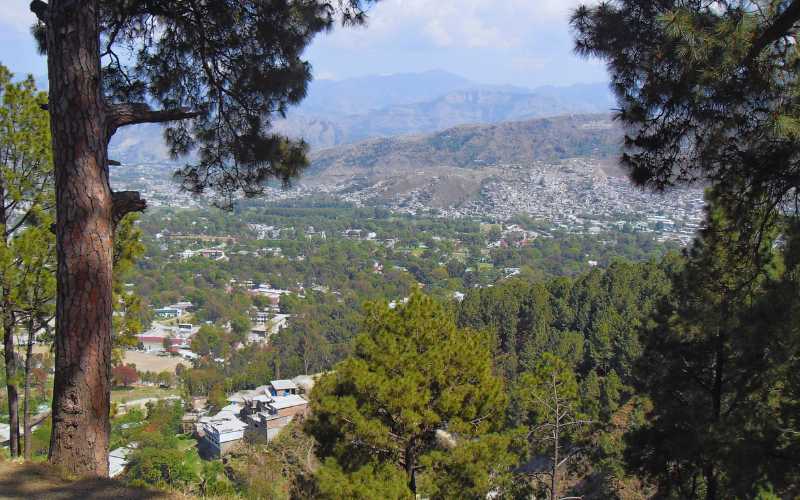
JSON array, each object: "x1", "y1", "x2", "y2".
[{"x1": 110, "y1": 70, "x2": 614, "y2": 163}]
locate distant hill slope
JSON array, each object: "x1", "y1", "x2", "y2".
[
  {"x1": 275, "y1": 84, "x2": 615, "y2": 149},
  {"x1": 304, "y1": 114, "x2": 621, "y2": 184}
]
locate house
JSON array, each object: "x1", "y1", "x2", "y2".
[
  {"x1": 270, "y1": 379, "x2": 299, "y2": 396},
  {"x1": 244, "y1": 394, "x2": 309, "y2": 442},
  {"x1": 136, "y1": 323, "x2": 199, "y2": 352},
  {"x1": 240, "y1": 382, "x2": 308, "y2": 443},
  {"x1": 250, "y1": 309, "x2": 270, "y2": 324},
  {"x1": 181, "y1": 248, "x2": 227, "y2": 261},
  {"x1": 223, "y1": 379, "x2": 310, "y2": 444},
  {"x1": 198, "y1": 403, "x2": 247, "y2": 456},
  {"x1": 197, "y1": 379, "x2": 311, "y2": 453},
  {"x1": 248, "y1": 314, "x2": 290, "y2": 345},
  {"x1": 154, "y1": 307, "x2": 180, "y2": 319}
]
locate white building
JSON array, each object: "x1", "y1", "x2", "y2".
[{"x1": 199, "y1": 403, "x2": 247, "y2": 456}]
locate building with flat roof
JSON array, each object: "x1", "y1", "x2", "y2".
[{"x1": 198, "y1": 403, "x2": 247, "y2": 456}]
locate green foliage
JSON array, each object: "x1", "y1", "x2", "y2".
[
  {"x1": 122, "y1": 400, "x2": 202, "y2": 490},
  {"x1": 627, "y1": 198, "x2": 800, "y2": 497},
  {"x1": 572, "y1": 0, "x2": 800, "y2": 248},
  {"x1": 458, "y1": 259, "x2": 672, "y2": 385},
  {"x1": 190, "y1": 324, "x2": 229, "y2": 358},
  {"x1": 126, "y1": 444, "x2": 198, "y2": 489},
  {"x1": 418, "y1": 432, "x2": 524, "y2": 500},
  {"x1": 306, "y1": 293, "x2": 507, "y2": 494},
  {"x1": 28, "y1": 416, "x2": 51, "y2": 458},
  {"x1": 315, "y1": 458, "x2": 410, "y2": 500},
  {"x1": 92, "y1": 0, "x2": 379, "y2": 201},
  {"x1": 112, "y1": 214, "x2": 148, "y2": 351},
  {"x1": 228, "y1": 422, "x2": 317, "y2": 499},
  {"x1": 0, "y1": 62, "x2": 54, "y2": 457}
]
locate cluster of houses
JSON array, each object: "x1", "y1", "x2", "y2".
[
  {"x1": 179, "y1": 248, "x2": 228, "y2": 261},
  {"x1": 134, "y1": 288, "x2": 296, "y2": 357},
  {"x1": 193, "y1": 378, "x2": 311, "y2": 456},
  {"x1": 136, "y1": 323, "x2": 200, "y2": 357}
]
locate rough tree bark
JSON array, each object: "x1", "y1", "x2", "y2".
[
  {"x1": 46, "y1": 0, "x2": 115, "y2": 476},
  {"x1": 40, "y1": 0, "x2": 186, "y2": 475}
]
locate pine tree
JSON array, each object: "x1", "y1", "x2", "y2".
[
  {"x1": 626, "y1": 195, "x2": 798, "y2": 498},
  {"x1": 515, "y1": 353, "x2": 594, "y2": 500},
  {"x1": 13, "y1": 217, "x2": 56, "y2": 460},
  {"x1": 27, "y1": 0, "x2": 378, "y2": 475},
  {"x1": 306, "y1": 293, "x2": 507, "y2": 496},
  {"x1": 572, "y1": 1, "x2": 800, "y2": 247},
  {"x1": 111, "y1": 214, "x2": 146, "y2": 354},
  {"x1": 0, "y1": 65, "x2": 52, "y2": 458}
]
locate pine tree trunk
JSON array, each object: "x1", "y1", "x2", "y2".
[
  {"x1": 46, "y1": 0, "x2": 115, "y2": 476},
  {"x1": 405, "y1": 441, "x2": 417, "y2": 494},
  {"x1": 2, "y1": 293, "x2": 19, "y2": 458},
  {"x1": 23, "y1": 315, "x2": 36, "y2": 460},
  {"x1": 551, "y1": 418, "x2": 559, "y2": 500}
]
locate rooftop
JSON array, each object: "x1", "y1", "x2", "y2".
[
  {"x1": 269, "y1": 394, "x2": 307, "y2": 410},
  {"x1": 271, "y1": 379, "x2": 298, "y2": 391}
]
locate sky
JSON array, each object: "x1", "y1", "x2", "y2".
[{"x1": 0, "y1": 0, "x2": 607, "y2": 88}]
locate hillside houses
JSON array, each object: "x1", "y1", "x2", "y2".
[
  {"x1": 197, "y1": 379, "x2": 309, "y2": 456},
  {"x1": 198, "y1": 403, "x2": 248, "y2": 456},
  {"x1": 248, "y1": 313, "x2": 291, "y2": 345},
  {"x1": 179, "y1": 248, "x2": 228, "y2": 261},
  {"x1": 136, "y1": 323, "x2": 200, "y2": 353}
]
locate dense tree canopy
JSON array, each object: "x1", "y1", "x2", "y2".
[
  {"x1": 306, "y1": 294, "x2": 508, "y2": 496},
  {"x1": 628, "y1": 198, "x2": 800, "y2": 498}
]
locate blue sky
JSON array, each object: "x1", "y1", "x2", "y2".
[{"x1": 0, "y1": 0, "x2": 607, "y2": 88}]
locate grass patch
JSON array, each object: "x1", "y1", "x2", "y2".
[{"x1": 112, "y1": 386, "x2": 180, "y2": 404}]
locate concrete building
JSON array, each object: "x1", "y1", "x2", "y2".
[
  {"x1": 224, "y1": 380, "x2": 310, "y2": 444},
  {"x1": 198, "y1": 403, "x2": 247, "y2": 456},
  {"x1": 244, "y1": 394, "x2": 309, "y2": 442}
]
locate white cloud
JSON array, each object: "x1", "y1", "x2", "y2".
[{"x1": 322, "y1": 0, "x2": 589, "y2": 50}]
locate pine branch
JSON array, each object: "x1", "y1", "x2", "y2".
[
  {"x1": 107, "y1": 103, "x2": 200, "y2": 134},
  {"x1": 743, "y1": 0, "x2": 800, "y2": 67},
  {"x1": 111, "y1": 191, "x2": 147, "y2": 224}
]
